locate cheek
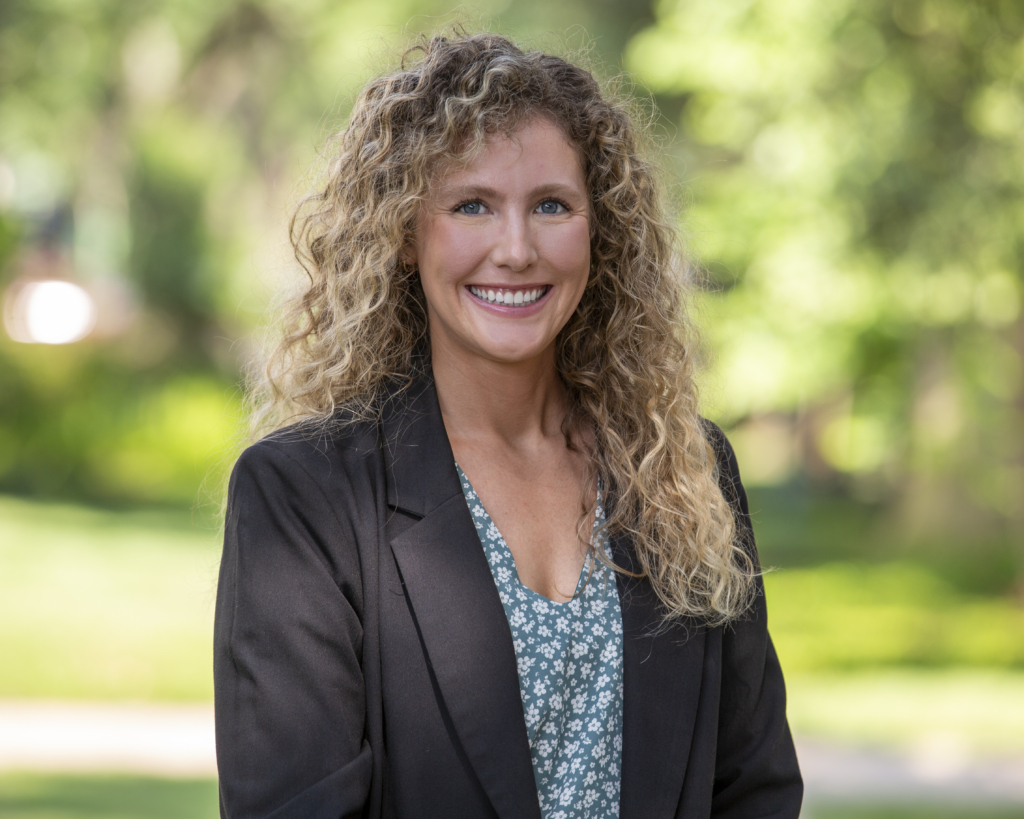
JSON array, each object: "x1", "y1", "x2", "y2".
[
  {"x1": 546, "y1": 222, "x2": 591, "y2": 289},
  {"x1": 419, "y1": 226, "x2": 490, "y2": 289}
]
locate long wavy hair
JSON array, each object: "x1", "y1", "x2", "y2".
[{"x1": 250, "y1": 31, "x2": 755, "y2": 624}]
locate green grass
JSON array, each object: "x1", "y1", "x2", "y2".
[
  {"x1": 0, "y1": 774, "x2": 218, "y2": 819},
  {"x1": 0, "y1": 496, "x2": 220, "y2": 701},
  {"x1": 787, "y1": 669, "x2": 1024, "y2": 753},
  {"x1": 2, "y1": 491, "x2": 1024, "y2": 758},
  {"x1": 0, "y1": 775, "x2": 1020, "y2": 819},
  {"x1": 765, "y1": 563, "x2": 1024, "y2": 671},
  {"x1": 803, "y1": 804, "x2": 1024, "y2": 819}
]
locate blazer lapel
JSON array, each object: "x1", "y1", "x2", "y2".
[
  {"x1": 614, "y1": 533, "x2": 706, "y2": 819},
  {"x1": 382, "y1": 372, "x2": 542, "y2": 819}
]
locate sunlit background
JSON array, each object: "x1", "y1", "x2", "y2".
[{"x1": 1, "y1": 0, "x2": 1022, "y2": 817}]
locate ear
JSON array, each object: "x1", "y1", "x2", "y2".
[{"x1": 399, "y1": 239, "x2": 417, "y2": 270}]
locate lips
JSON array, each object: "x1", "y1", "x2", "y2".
[{"x1": 467, "y1": 285, "x2": 550, "y2": 306}]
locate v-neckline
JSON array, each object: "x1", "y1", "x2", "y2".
[{"x1": 455, "y1": 462, "x2": 603, "y2": 606}]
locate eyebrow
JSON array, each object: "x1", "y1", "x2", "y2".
[{"x1": 439, "y1": 182, "x2": 587, "y2": 202}]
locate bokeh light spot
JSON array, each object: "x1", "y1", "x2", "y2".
[{"x1": 4, "y1": 280, "x2": 97, "y2": 344}]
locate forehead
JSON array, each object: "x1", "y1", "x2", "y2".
[{"x1": 429, "y1": 117, "x2": 586, "y2": 193}]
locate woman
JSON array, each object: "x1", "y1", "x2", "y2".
[{"x1": 215, "y1": 32, "x2": 802, "y2": 819}]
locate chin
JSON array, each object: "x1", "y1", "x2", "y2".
[{"x1": 474, "y1": 336, "x2": 551, "y2": 364}]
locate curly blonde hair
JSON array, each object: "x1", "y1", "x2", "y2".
[{"x1": 251, "y1": 31, "x2": 755, "y2": 624}]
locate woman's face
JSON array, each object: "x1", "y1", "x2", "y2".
[{"x1": 410, "y1": 117, "x2": 591, "y2": 368}]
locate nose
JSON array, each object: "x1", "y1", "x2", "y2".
[{"x1": 489, "y1": 211, "x2": 538, "y2": 272}]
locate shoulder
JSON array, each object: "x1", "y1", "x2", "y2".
[
  {"x1": 235, "y1": 412, "x2": 379, "y2": 483},
  {"x1": 223, "y1": 413, "x2": 383, "y2": 597},
  {"x1": 228, "y1": 412, "x2": 383, "y2": 525},
  {"x1": 699, "y1": 417, "x2": 743, "y2": 493},
  {"x1": 700, "y1": 417, "x2": 758, "y2": 561}
]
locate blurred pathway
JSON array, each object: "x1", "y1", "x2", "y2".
[
  {"x1": 1, "y1": 701, "x2": 1023, "y2": 807},
  {"x1": 797, "y1": 737, "x2": 1024, "y2": 807},
  {"x1": 0, "y1": 702, "x2": 215, "y2": 777}
]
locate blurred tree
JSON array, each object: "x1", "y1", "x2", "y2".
[
  {"x1": 0, "y1": 0, "x2": 655, "y2": 506},
  {"x1": 129, "y1": 158, "x2": 212, "y2": 339},
  {"x1": 627, "y1": 0, "x2": 1024, "y2": 557}
]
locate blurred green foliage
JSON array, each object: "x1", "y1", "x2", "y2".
[
  {"x1": 2, "y1": 10, "x2": 1022, "y2": 813},
  {"x1": 627, "y1": 0, "x2": 1024, "y2": 555},
  {"x1": 0, "y1": 0, "x2": 651, "y2": 506},
  {"x1": 0, "y1": 1, "x2": 1021, "y2": 591}
]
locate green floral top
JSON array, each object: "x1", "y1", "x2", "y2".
[{"x1": 456, "y1": 464, "x2": 624, "y2": 819}]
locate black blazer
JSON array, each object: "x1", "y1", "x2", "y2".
[{"x1": 214, "y1": 372, "x2": 802, "y2": 819}]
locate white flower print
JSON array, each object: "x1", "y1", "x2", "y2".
[{"x1": 456, "y1": 463, "x2": 622, "y2": 819}]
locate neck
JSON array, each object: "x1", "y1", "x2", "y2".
[{"x1": 430, "y1": 338, "x2": 569, "y2": 450}]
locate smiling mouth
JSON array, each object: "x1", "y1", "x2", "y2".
[{"x1": 467, "y1": 285, "x2": 550, "y2": 306}]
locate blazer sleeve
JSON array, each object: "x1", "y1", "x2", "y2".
[
  {"x1": 706, "y1": 424, "x2": 804, "y2": 819},
  {"x1": 214, "y1": 439, "x2": 372, "y2": 819}
]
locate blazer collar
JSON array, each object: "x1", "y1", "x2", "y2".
[
  {"x1": 381, "y1": 367, "x2": 542, "y2": 819},
  {"x1": 379, "y1": 366, "x2": 463, "y2": 518}
]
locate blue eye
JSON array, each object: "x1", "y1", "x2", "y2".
[
  {"x1": 537, "y1": 200, "x2": 566, "y2": 214},
  {"x1": 457, "y1": 201, "x2": 484, "y2": 215}
]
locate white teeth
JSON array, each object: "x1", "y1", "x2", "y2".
[{"x1": 469, "y1": 286, "x2": 547, "y2": 305}]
